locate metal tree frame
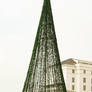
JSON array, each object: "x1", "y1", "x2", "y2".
[{"x1": 22, "y1": 0, "x2": 67, "y2": 92}]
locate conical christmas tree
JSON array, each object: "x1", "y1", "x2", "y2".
[{"x1": 22, "y1": 0, "x2": 67, "y2": 92}]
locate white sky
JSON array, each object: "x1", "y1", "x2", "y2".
[{"x1": 0, "y1": 0, "x2": 92, "y2": 91}]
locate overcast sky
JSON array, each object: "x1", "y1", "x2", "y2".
[{"x1": 0, "y1": 0, "x2": 92, "y2": 92}]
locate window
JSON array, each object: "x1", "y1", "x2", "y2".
[
  {"x1": 83, "y1": 70, "x2": 86, "y2": 74},
  {"x1": 91, "y1": 71, "x2": 92, "y2": 75},
  {"x1": 91, "y1": 79, "x2": 92, "y2": 84},
  {"x1": 72, "y1": 69, "x2": 75, "y2": 73},
  {"x1": 83, "y1": 85, "x2": 86, "y2": 91},
  {"x1": 83, "y1": 78, "x2": 86, "y2": 83},
  {"x1": 91, "y1": 86, "x2": 92, "y2": 91},
  {"x1": 72, "y1": 85, "x2": 75, "y2": 90},
  {"x1": 72, "y1": 77, "x2": 75, "y2": 83}
]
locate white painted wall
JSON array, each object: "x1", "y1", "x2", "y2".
[{"x1": 62, "y1": 59, "x2": 92, "y2": 92}]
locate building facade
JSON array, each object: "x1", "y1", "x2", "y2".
[{"x1": 62, "y1": 58, "x2": 92, "y2": 92}]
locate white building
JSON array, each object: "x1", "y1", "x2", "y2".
[{"x1": 62, "y1": 58, "x2": 92, "y2": 92}]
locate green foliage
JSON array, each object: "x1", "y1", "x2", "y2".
[{"x1": 22, "y1": 0, "x2": 67, "y2": 92}]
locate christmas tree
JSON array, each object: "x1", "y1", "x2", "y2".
[{"x1": 22, "y1": 0, "x2": 67, "y2": 92}]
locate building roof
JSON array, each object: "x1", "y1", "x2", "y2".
[
  {"x1": 61, "y1": 58, "x2": 76, "y2": 65},
  {"x1": 61, "y1": 58, "x2": 92, "y2": 65}
]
